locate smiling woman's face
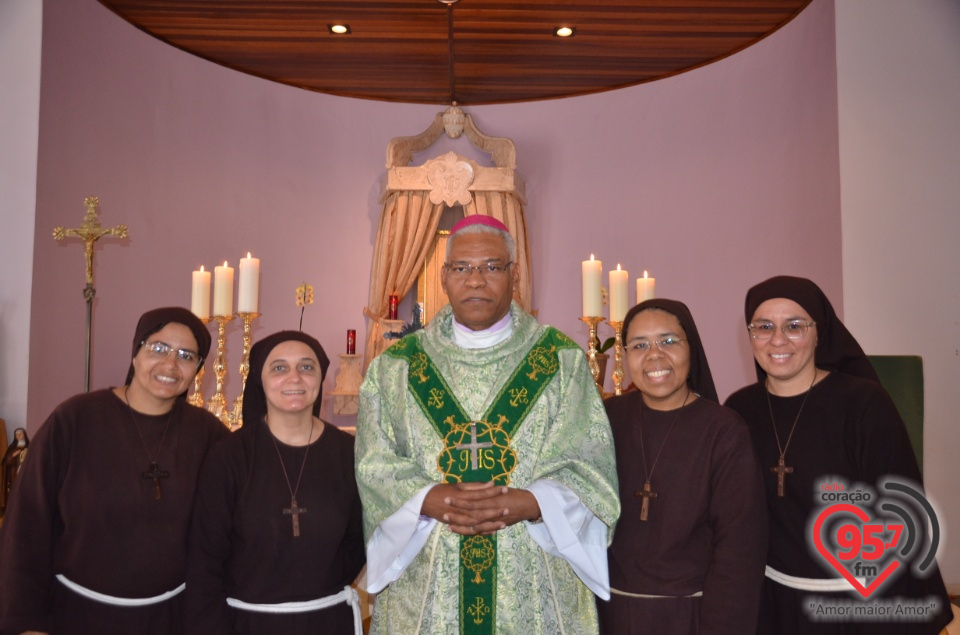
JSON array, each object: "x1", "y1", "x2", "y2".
[
  {"x1": 749, "y1": 297, "x2": 818, "y2": 391},
  {"x1": 261, "y1": 340, "x2": 322, "y2": 416},
  {"x1": 129, "y1": 322, "x2": 199, "y2": 408},
  {"x1": 625, "y1": 309, "x2": 691, "y2": 411}
]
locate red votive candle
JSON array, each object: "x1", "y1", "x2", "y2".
[
  {"x1": 346, "y1": 329, "x2": 356, "y2": 355},
  {"x1": 388, "y1": 295, "x2": 399, "y2": 319}
]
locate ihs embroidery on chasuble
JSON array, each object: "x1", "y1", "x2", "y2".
[
  {"x1": 526, "y1": 344, "x2": 559, "y2": 380},
  {"x1": 438, "y1": 417, "x2": 517, "y2": 484},
  {"x1": 461, "y1": 535, "x2": 496, "y2": 584}
]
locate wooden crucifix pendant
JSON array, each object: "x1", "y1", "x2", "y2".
[
  {"x1": 142, "y1": 461, "x2": 169, "y2": 500},
  {"x1": 283, "y1": 498, "x2": 307, "y2": 537},
  {"x1": 770, "y1": 455, "x2": 793, "y2": 498},
  {"x1": 634, "y1": 481, "x2": 657, "y2": 521}
]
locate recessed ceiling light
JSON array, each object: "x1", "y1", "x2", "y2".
[
  {"x1": 554, "y1": 26, "x2": 575, "y2": 38},
  {"x1": 328, "y1": 24, "x2": 351, "y2": 35}
]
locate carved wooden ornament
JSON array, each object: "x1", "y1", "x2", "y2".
[{"x1": 427, "y1": 152, "x2": 475, "y2": 206}]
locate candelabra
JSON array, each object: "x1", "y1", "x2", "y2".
[
  {"x1": 195, "y1": 312, "x2": 261, "y2": 431},
  {"x1": 205, "y1": 315, "x2": 235, "y2": 427},
  {"x1": 579, "y1": 316, "x2": 628, "y2": 397},
  {"x1": 608, "y1": 320, "x2": 626, "y2": 396},
  {"x1": 187, "y1": 316, "x2": 211, "y2": 408},
  {"x1": 578, "y1": 316, "x2": 605, "y2": 392},
  {"x1": 227, "y1": 312, "x2": 260, "y2": 430}
]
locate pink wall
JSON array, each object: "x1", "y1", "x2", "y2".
[
  {"x1": 836, "y1": 0, "x2": 960, "y2": 584},
  {"x1": 28, "y1": 0, "x2": 842, "y2": 427},
  {"x1": 0, "y1": 0, "x2": 41, "y2": 435}
]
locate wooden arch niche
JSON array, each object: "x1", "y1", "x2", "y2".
[{"x1": 363, "y1": 106, "x2": 533, "y2": 368}]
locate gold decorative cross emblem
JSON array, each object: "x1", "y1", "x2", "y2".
[
  {"x1": 508, "y1": 387, "x2": 528, "y2": 407},
  {"x1": 428, "y1": 387, "x2": 445, "y2": 408},
  {"x1": 468, "y1": 596, "x2": 491, "y2": 625},
  {"x1": 456, "y1": 422, "x2": 493, "y2": 471}
]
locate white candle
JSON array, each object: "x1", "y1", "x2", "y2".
[
  {"x1": 238, "y1": 252, "x2": 260, "y2": 313},
  {"x1": 213, "y1": 261, "x2": 234, "y2": 317},
  {"x1": 191, "y1": 265, "x2": 211, "y2": 320},
  {"x1": 581, "y1": 254, "x2": 603, "y2": 317},
  {"x1": 636, "y1": 270, "x2": 656, "y2": 303},
  {"x1": 609, "y1": 264, "x2": 629, "y2": 322}
]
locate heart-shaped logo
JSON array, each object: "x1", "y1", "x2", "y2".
[{"x1": 812, "y1": 503, "x2": 901, "y2": 598}]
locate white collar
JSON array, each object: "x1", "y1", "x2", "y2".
[{"x1": 451, "y1": 312, "x2": 513, "y2": 349}]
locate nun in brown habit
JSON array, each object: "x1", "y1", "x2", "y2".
[
  {"x1": 185, "y1": 330, "x2": 365, "y2": 635},
  {"x1": 0, "y1": 307, "x2": 227, "y2": 635},
  {"x1": 599, "y1": 298, "x2": 768, "y2": 635},
  {"x1": 725, "y1": 276, "x2": 951, "y2": 635}
]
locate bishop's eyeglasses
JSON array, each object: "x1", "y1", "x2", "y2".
[
  {"x1": 747, "y1": 320, "x2": 816, "y2": 341},
  {"x1": 140, "y1": 340, "x2": 202, "y2": 366},
  {"x1": 444, "y1": 261, "x2": 514, "y2": 281}
]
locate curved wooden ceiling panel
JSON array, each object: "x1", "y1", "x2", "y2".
[{"x1": 98, "y1": 0, "x2": 813, "y2": 105}]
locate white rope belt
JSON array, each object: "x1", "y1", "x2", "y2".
[
  {"x1": 56, "y1": 574, "x2": 184, "y2": 607},
  {"x1": 227, "y1": 585, "x2": 362, "y2": 635},
  {"x1": 765, "y1": 565, "x2": 863, "y2": 592},
  {"x1": 611, "y1": 587, "x2": 703, "y2": 599}
]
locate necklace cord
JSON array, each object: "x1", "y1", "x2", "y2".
[
  {"x1": 767, "y1": 369, "x2": 818, "y2": 459},
  {"x1": 638, "y1": 388, "x2": 691, "y2": 484},
  {"x1": 268, "y1": 416, "x2": 315, "y2": 502},
  {"x1": 124, "y1": 385, "x2": 173, "y2": 463}
]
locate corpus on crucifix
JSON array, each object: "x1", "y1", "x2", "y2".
[
  {"x1": 142, "y1": 461, "x2": 170, "y2": 500},
  {"x1": 634, "y1": 481, "x2": 657, "y2": 521},
  {"x1": 53, "y1": 196, "x2": 128, "y2": 288},
  {"x1": 282, "y1": 498, "x2": 307, "y2": 537},
  {"x1": 770, "y1": 455, "x2": 793, "y2": 498}
]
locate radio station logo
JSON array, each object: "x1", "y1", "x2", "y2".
[{"x1": 804, "y1": 477, "x2": 945, "y2": 622}]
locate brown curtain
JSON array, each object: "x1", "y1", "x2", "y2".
[{"x1": 363, "y1": 191, "x2": 445, "y2": 369}]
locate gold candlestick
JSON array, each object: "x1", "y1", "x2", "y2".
[
  {"x1": 206, "y1": 314, "x2": 235, "y2": 428},
  {"x1": 187, "y1": 316, "x2": 212, "y2": 408},
  {"x1": 579, "y1": 316, "x2": 605, "y2": 392},
  {"x1": 608, "y1": 320, "x2": 625, "y2": 396},
  {"x1": 227, "y1": 312, "x2": 260, "y2": 431}
]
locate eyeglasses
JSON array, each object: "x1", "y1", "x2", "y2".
[
  {"x1": 627, "y1": 336, "x2": 686, "y2": 354},
  {"x1": 444, "y1": 262, "x2": 513, "y2": 280},
  {"x1": 747, "y1": 320, "x2": 816, "y2": 341},
  {"x1": 140, "y1": 340, "x2": 201, "y2": 366}
]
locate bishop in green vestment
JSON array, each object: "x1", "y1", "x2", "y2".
[{"x1": 356, "y1": 216, "x2": 619, "y2": 634}]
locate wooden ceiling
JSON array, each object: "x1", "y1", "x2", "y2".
[{"x1": 98, "y1": 0, "x2": 813, "y2": 105}]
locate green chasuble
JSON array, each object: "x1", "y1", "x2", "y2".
[{"x1": 356, "y1": 303, "x2": 620, "y2": 635}]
